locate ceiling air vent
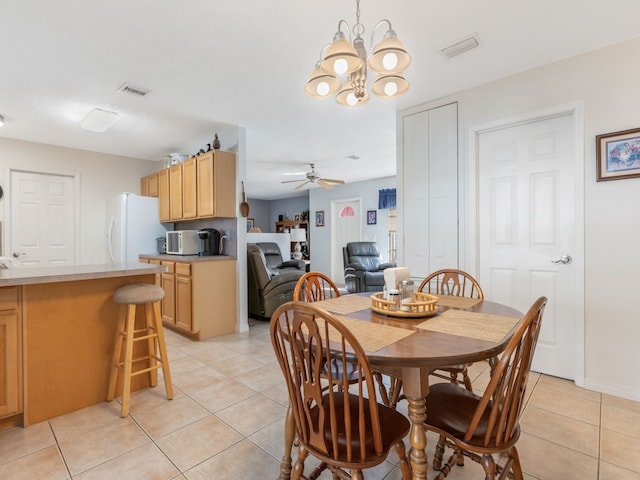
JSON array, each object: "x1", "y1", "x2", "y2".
[
  {"x1": 441, "y1": 33, "x2": 480, "y2": 59},
  {"x1": 117, "y1": 83, "x2": 150, "y2": 97}
]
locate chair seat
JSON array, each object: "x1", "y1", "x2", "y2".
[
  {"x1": 425, "y1": 373, "x2": 520, "y2": 449},
  {"x1": 306, "y1": 393, "x2": 410, "y2": 466}
]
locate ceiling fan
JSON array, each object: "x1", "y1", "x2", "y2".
[{"x1": 281, "y1": 163, "x2": 345, "y2": 190}]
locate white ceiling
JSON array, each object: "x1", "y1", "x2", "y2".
[{"x1": 1, "y1": 1, "x2": 639, "y2": 199}]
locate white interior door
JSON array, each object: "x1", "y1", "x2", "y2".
[
  {"x1": 477, "y1": 111, "x2": 582, "y2": 380},
  {"x1": 400, "y1": 102, "x2": 458, "y2": 279},
  {"x1": 331, "y1": 198, "x2": 361, "y2": 284},
  {"x1": 10, "y1": 170, "x2": 75, "y2": 267}
]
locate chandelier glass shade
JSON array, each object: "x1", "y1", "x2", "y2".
[{"x1": 305, "y1": 0, "x2": 411, "y2": 107}]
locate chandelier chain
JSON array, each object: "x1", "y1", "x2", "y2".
[{"x1": 353, "y1": 0, "x2": 365, "y2": 38}]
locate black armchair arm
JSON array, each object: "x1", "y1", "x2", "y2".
[
  {"x1": 345, "y1": 262, "x2": 368, "y2": 272},
  {"x1": 279, "y1": 259, "x2": 305, "y2": 270},
  {"x1": 378, "y1": 262, "x2": 397, "y2": 271}
]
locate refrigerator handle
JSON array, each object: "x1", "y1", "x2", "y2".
[{"x1": 107, "y1": 216, "x2": 116, "y2": 263}]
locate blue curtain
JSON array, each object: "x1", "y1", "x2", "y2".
[{"x1": 378, "y1": 188, "x2": 396, "y2": 209}]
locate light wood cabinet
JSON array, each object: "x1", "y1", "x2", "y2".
[
  {"x1": 140, "y1": 175, "x2": 149, "y2": 197},
  {"x1": 169, "y1": 164, "x2": 183, "y2": 221},
  {"x1": 160, "y1": 260, "x2": 176, "y2": 325},
  {"x1": 0, "y1": 287, "x2": 22, "y2": 420},
  {"x1": 140, "y1": 173, "x2": 159, "y2": 198},
  {"x1": 182, "y1": 157, "x2": 197, "y2": 219},
  {"x1": 175, "y1": 263, "x2": 192, "y2": 331},
  {"x1": 196, "y1": 151, "x2": 236, "y2": 218},
  {"x1": 157, "y1": 168, "x2": 171, "y2": 222},
  {"x1": 142, "y1": 151, "x2": 236, "y2": 221},
  {"x1": 140, "y1": 257, "x2": 236, "y2": 339}
]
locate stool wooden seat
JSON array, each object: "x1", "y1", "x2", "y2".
[{"x1": 107, "y1": 283, "x2": 173, "y2": 417}]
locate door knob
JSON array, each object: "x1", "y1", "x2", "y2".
[
  {"x1": 12, "y1": 252, "x2": 26, "y2": 258},
  {"x1": 551, "y1": 255, "x2": 572, "y2": 265}
]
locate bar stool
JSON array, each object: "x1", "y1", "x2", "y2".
[{"x1": 107, "y1": 283, "x2": 173, "y2": 417}]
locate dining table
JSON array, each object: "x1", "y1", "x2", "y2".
[{"x1": 276, "y1": 293, "x2": 523, "y2": 480}]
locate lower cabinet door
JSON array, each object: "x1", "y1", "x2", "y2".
[
  {"x1": 0, "y1": 312, "x2": 20, "y2": 418},
  {"x1": 175, "y1": 276, "x2": 192, "y2": 331},
  {"x1": 161, "y1": 273, "x2": 176, "y2": 325}
]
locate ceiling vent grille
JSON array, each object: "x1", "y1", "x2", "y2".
[
  {"x1": 441, "y1": 33, "x2": 480, "y2": 59},
  {"x1": 118, "y1": 83, "x2": 150, "y2": 97}
]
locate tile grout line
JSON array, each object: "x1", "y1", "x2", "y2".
[{"x1": 48, "y1": 420, "x2": 73, "y2": 479}]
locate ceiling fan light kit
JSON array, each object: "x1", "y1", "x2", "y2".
[{"x1": 305, "y1": 0, "x2": 411, "y2": 107}]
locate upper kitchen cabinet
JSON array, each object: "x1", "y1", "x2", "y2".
[
  {"x1": 157, "y1": 168, "x2": 171, "y2": 222},
  {"x1": 143, "y1": 151, "x2": 236, "y2": 221},
  {"x1": 182, "y1": 157, "x2": 197, "y2": 219},
  {"x1": 169, "y1": 164, "x2": 184, "y2": 221},
  {"x1": 196, "y1": 150, "x2": 235, "y2": 218},
  {"x1": 140, "y1": 172, "x2": 159, "y2": 197}
]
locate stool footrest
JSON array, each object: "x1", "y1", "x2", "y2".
[
  {"x1": 131, "y1": 332, "x2": 159, "y2": 343},
  {"x1": 130, "y1": 363, "x2": 164, "y2": 377}
]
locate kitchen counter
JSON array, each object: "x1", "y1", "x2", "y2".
[
  {"x1": 139, "y1": 253, "x2": 236, "y2": 262},
  {"x1": 0, "y1": 262, "x2": 164, "y2": 286},
  {"x1": 0, "y1": 263, "x2": 163, "y2": 427}
]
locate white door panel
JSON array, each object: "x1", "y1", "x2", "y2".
[
  {"x1": 331, "y1": 199, "x2": 361, "y2": 284},
  {"x1": 10, "y1": 171, "x2": 75, "y2": 266},
  {"x1": 401, "y1": 102, "x2": 458, "y2": 278},
  {"x1": 478, "y1": 112, "x2": 579, "y2": 379}
]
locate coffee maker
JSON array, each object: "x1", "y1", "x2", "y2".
[{"x1": 197, "y1": 228, "x2": 221, "y2": 256}]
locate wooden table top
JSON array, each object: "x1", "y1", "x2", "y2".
[{"x1": 312, "y1": 294, "x2": 523, "y2": 370}]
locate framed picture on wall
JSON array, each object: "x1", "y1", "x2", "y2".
[
  {"x1": 596, "y1": 127, "x2": 640, "y2": 181},
  {"x1": 367, "y1": 210, "x2": 377, "y2": 225},
  {"x1": 315, "y1": 210, "x2": 325, "y2": 227},
  {"x1": 246, "y1": 218, "x2": 254, "y2": 232}
]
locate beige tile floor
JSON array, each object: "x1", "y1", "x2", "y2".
[{"x1": 1, "y1": 319, "x2": 639, "y2": 480}]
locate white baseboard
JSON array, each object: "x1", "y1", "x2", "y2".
[{"x1": 583, "y1": 377, "x2": 640, "y2": 402}]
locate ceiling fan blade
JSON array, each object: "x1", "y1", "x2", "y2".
[
  {"x1": 320, "y1": 178, "x2": 345, "y2": 184},
  {"x1": 281, "y1": 179, "x2": 305, "y2": 184},
  {"x1": 295, "y1": 180, "x2": 312, "y2": 190},
  {"x1": 317, "y1": 180, "x2": 334, "y2": 190}
]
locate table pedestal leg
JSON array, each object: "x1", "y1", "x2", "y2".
[
  {"x1": 407, "y1": 396, "x2": 428, "y2": 480},
  {"x1": 278, "y1": 405, "x2": 294, "y2": 480}
]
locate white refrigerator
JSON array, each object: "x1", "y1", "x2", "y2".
[{"x1": 106, "y1": 193, "x2": 167, "y2": 263}]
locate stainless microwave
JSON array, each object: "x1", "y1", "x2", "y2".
[{"x1": 166, "y1": 230, "x2": 200, "y2": 255}]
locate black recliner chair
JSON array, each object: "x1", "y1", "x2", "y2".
[
  {"x1": 247, "y1": 243, "x2": 305, "y2": 319},
  {"x1": 343, "y1": 242, "x2": 396, "y2": 293}
]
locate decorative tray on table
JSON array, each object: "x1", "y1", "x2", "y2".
[{"x1": 370, "y1": 291, "x2": 439, "y2": 318}]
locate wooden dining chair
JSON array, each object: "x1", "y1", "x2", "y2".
[
  {"x1": 293, "y1": 271, "x2": 341, "y2": 303},
  {"x1": 425, "y1": 296, "x2": 546, "y2": 480},
  {"x1": 293, "y1": 271, "x2": 362, "y2": 388},
  {"x1": 271, "y1": 301, "x2": 412, "y2": 480},
  {"x1": 419, "y1": 268, "x2": 484, "y2": 299},
  {"x1": 419, "y1": 269, "x2": 485, "y2": 391},
  {"x1": 294, "y1": 272, "x2": 392, "y2": 397}
]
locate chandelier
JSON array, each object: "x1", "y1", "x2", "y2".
[{"x1": 305, "y1": 0, "x2": 411, "y2": 107}]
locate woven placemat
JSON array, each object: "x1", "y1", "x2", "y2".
[
  {"x1": 314, "y1": 315, "x2": 414, "y2": 353},
  {"x1": 436, "y1": 295, "x2": 482, "y2": 309},
  {"x1": 417, "y1": 309, "x2": 520, "y2": 343},
  {"x1": 314, "y1": 295, "x2": 372, "y2": 315}
]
